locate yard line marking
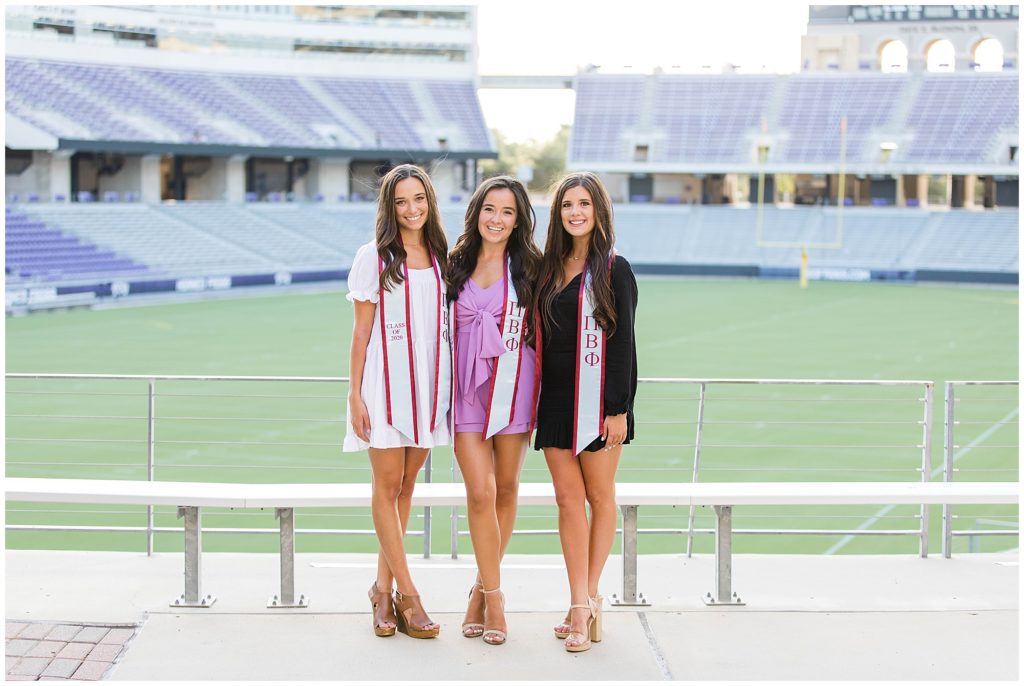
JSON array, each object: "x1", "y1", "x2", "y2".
[{"x1": 824, "y1": 407, "x2": 1019, "y2": 555}]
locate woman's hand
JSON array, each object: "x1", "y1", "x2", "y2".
[
  {"x1": 349, "y1": 394, "x2": 372, "y2": 443},
  {"x1": 601, "y1": 413, "x2": 627, "y2": 450}
]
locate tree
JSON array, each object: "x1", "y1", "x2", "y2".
[{"x1": 479, "y1": 126, "x2": 568, "y2": 193}]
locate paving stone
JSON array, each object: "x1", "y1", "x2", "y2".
[
  {"x1": 71, "y1": 660, "x2": 112, "y2": 681},
  {"x1": 98, "y1": 628, "x2": 134, "y2": 645},
  {"x1": 27, "y1": 640, "x2": 67, "y2": 658},
  {"x1": 9, "y1": 655, "x2": 51, "y2": 676},
  {"x1": 6, "y1": 622, "x2": 29, "y2": 639},
  {"x1": 42, "y1": 658, "x2": 83, "y2": 678},
  {"x1": 45, "y1": 625, "x2": 84, "y2": 642},
  {"x1": 7, "y1": 655, "x2": 20, "y2": 670},
  {"x1": 18, "y1": 623, "x2": 54, "y2": 640},
  {"x1": 85, "y1": 644, "x2": 121, "y2": 662},
  {"x1": 69, "y1": 627, "x2": 108, "y2": 644},
  {"x1": 5, "y1": 639, "x2": 38, "y2": 656},
  {"x1": 58, "y1": 642, "x2": 93, "y2": 660}
]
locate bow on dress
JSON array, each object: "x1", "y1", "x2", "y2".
[{"x1": 458, "y1": 306, "x2": 508, "y2": 406}]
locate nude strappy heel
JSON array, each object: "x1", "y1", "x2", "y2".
[
  {"x1": 565, "y1": 597, "x2": 601, "y2": 653},
  {"x1": 462, "y1": 582, "x2": 485, "y2": 638},
  {"x1": 553, "y1": 610, "x2": 572, "y2": 639},
  {"x1": 481, "y1": 587, "x2": 507, "y2": 646}
]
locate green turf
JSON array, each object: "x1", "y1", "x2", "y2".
[{"x1": 5, "y1": 279, "x2": 1019, "y2": 555}]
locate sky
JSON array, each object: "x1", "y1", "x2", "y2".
[{"x1": 474, "y1": 1, "x2": 810, "y2": 142}]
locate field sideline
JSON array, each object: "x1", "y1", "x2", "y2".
[{"x1": 5, "y1": 278, "x2": 1018, "y2": 556}]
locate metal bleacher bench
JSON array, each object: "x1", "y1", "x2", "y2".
[{"x1": 5, "y1": 478, "x2": 1018, "y2": 609}]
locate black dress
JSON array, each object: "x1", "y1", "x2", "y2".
[{"x1": 534, "y1": 255, "x2": 638, "y2": 453}]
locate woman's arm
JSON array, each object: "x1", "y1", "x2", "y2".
[
  {"x1": 348, "y1": 299, "x2": 377, "y2": 442},
  {"x1": 601, "y1": 256, "x2": 638, "y2": 445}
]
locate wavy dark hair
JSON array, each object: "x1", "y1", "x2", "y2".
[
  {"x1": 536, "y1": 171, "x2": 618, "y2": 338},
  {"x1": 447, "y1": 176, "x2": 542, "y2": 319},
  {"x1": 375, "y1": 164, "x2": 448, "y2": 292}
]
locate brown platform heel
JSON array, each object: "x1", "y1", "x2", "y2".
[
  {"x1": 368, "y1": 581, "x2": 396, "y2": 637},
  {"x1": 393, "y1": 590, "x2": 440, "y2": 639}
]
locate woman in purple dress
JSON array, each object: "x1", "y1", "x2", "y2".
[{"x1": 447, "y1": 176, "x2": 542, "y2": 646}]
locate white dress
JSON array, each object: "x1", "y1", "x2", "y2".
[{"x1": 343, "y1": 241, "x2": 451, "y2": 451}]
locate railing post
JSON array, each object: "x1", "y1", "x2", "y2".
[
  {"x1": 611, "y1": 505, "x2": 648, "y2": 606},
  {"x1": 171, "y1": 506, "x2": 215, "y2": 607},
  {"x1": 450, "y1": 456, "x2": 460, "y2": 559},
  {"x1": 146, "y1": 379, "x2": 155, "y2": 557},
  {"x1": 422, "y1": 451, "x2": 431, "y2": 559},
  {"x1": 268, "y1": 507, "x2": 307, "y2": 607},
  {"x1": 686, "y1": 382, "x2": 707, "y2": 558},
  {"x1": 919, "y1": 383, "x2": 934, "y2": 557},
  {"x1": 942, "y1": 383, "x2": 955, "y2": 558},
  {"x1": 704, "y1": 505, "x2": 743, "y2": 605}
]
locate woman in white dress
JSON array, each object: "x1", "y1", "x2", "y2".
[{"x1": 345, "y1": 164, "x2": 451, "y2": 639}]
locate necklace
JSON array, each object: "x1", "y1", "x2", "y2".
[{"x1": 569, "y1": 253, "x2": 586, "y2": 261}]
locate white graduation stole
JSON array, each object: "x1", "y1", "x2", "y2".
[
  {"x1": 378, "y1": 250, "x2": 451, "y2": 444},
  {"x1": 573, "y1": 263, "x2": 607, "y2": 455},
  {"x1": 482, "y1": 254, "x2": 527, "y2": 439}
]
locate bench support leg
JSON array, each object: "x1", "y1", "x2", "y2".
[
  {"x1": 611, "y1": 505, "x2": 649, "y2": 606},
  {"x1": 171, "y1": 506, "x2": 216, "y2": 607},
  {"x1": 703, "y1": 505, "x2": 744, "y2": 606},
  {"x1": 268, "y1": 508, "x2": 308, "y2": 608}
]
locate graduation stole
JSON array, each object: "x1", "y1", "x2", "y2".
[
  {"x1": 481, "y1": 253, "x2": 528, "y2": 439},
  {"x1": 532, "y1": 254, "x2": 612, "y2": 455},
  {"x1": 378, "y1": 247, "x2": 452, "y2": 443}
]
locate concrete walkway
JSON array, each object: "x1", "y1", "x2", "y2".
[{"x1": 5, "y1": 550, "x2": 1018, "y2": 680}]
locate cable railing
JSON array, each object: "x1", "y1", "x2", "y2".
[
  {"x1": 942, "y1": 380, "x2": 1020, "y2": 557},
  {"x1": 5, "y1": 373, "x2": 1018, "y2": 557}
]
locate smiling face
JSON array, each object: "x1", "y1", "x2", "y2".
[
  {"x1": 393, "y1": 177, "x2": 428, "y2": 234},
  {"x1": 560, "y1": 185, "x2": 595, "y2": 241},
  {"x1": 476, "y1": 187, "x2": 518, "y2": 248}
]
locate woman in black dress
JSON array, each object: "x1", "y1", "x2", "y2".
[{"x1": 533, "y1": 172, "x2": 638, "y2": 652}]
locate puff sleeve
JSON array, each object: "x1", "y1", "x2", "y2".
[{"x1": 346, "y1": 242, "x2": 380, "y2": 304}]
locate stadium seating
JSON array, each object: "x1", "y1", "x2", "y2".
[
  {"x1": 567, "y1": 71, "x2": 1018, "y2": 166},
  {"x1": 777, "y1": 75, "x2": 907, "y2": 163},
  {"x1": 6, "y1": 204, "x2": 1017, "y2": 285},
  {"x1": 5, "y1": 57, "x2": 491, "y2": 151},
  {"x1": 905, "y1": 74, "x2": 1020, "y2": 163},
  {"x1": 653, "y1": 75, "x2": 775, "y2": 163},
  {"x1": 5, "y1": 207, "x2": 149, "y2": 282}
]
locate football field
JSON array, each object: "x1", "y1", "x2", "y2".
[{"x1": 5, "y1": 278, "x2": 1018, "y2": 556}]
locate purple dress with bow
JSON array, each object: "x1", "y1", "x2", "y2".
[{"x1": 454, "y1": 277, "x2": 536, "y2": 435}]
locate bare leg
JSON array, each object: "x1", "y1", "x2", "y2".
[
  {"x1": 579, "y1": 446, "x2": 622, "y2": 598},
  {"x1": 456, "y1": 431, "x2": 505, "y2": 636},
  {"x1": 493, "y1": 433, "x2": 529, "y2": 557},
  {"x1": 375, "y1": 447, "x2": 430, "y2": 592},
  {"x1": 544, "y1": 447, "x2": 591, "y2": 645}
]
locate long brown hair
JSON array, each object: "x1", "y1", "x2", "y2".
[
  {"x1": 536, "y1": 171, "x2": 618, "y2": 338},
  {"x1": 375, "y1": 164, "x2": 448, "y2": 291},
  {"x1": 447, "y1": 176, "x2": 542, "y2": 310}
]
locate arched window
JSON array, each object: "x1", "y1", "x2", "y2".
[
  {"x1": 926, "y1": 39, "x2": 955, "y2": 72},
  {"x1": 973, "y1": 38, "x2": 1004, "y2": 72},
  {"x1": 879, "y1": 40, "x2": 908, "y2": 73}
]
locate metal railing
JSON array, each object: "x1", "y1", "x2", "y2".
[
  {"x1": 7, "y1": 373, "x2": 1018, "y2": 558},
  {"x1": 942, "y1": 380, "x2": 1020, "y2": 557},
  {"x1": 446, "y1": 378, "x2": 938, "y2": 557}
]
